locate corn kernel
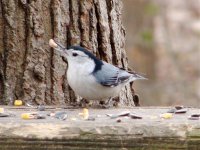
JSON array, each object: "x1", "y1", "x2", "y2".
[
  {"x1": 14, "y1": 100, "x2": 23, "y2": 106},
  {"x1": 83, "y1": 108, "x2": 89, "y2": 119},
  {"x1": 21, "y1": 113, "x2": 34, "y2": 119},
  {"x1": 160, "y1": 113, "x2": 173, "y2": 119},
  {"x1": 0, "y1": 108, "x2": 4, "y2": 113}
]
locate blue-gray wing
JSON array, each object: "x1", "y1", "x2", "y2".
[{"x1": 93, "y1": 62, "x2": 131, "y2": 87}]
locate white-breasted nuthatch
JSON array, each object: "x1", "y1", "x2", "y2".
[{"x1": 49, "y1": 39, "x2": 146, "y2": 101}]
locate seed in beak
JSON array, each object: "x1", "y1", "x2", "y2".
[{"x1": 49, "y1": 39, "x2": 58, "y2": 48}]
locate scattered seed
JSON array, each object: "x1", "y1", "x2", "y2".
[
  {"x1": 107, "y1": 111, "x2": 130, "y2": 119},
  {"x1": 79, "y1": 108, "x2": 89, "y2": 120},
  {"x1": 0, "y1": 113, "x2": 10, "y2": 117},
  {"x1": 116, "y1": 119, "x2": 121, "y2": 123},
  {"x1": 188, "y1": 114, "x2": 200, "y2": 120},
  {"x1": 14, "y1": 100, "x2": 23, "y2": 106},
  {"x1": 175, "y1": 108, "x2": 187, "y2": 114},
  {"x1": 49, "y1": 39, "x2": 58, "y2": 48},
  {"x1": 129, "y1": 113, "x2": 142, "y2": 119},
  {"x1": 160, "y1": 113, "x2": 173, "y2": 119},
  {"x1": 0, "y1": 108, "x2": 4, "y2": 113},
  {"x1": 167, "y1": 106, "x2": 187, "y2": 114},
  {"x1": 21, "y1": 113, "x2": 35, "y2": 119}
]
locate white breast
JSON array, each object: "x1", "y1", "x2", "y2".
[{"x1": 67, "y1": 61, "x2": 122, "y2": 100}]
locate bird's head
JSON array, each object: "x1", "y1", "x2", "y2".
[
  {"x1": 66, "y1": 46, "x2": 97, "y2": 64},
  {"x1": 49, "y1": 39, "x2": 103, "y2": 72}
]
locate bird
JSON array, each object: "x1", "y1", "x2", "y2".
[{"x1": 49, "y1": 39, "x2": 146, "y2": 103}]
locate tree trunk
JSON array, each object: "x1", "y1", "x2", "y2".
[{"x1": 0, "y1": 0, "x2": 136, "y2": 106}]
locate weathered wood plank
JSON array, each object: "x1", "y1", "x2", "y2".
[{"x1": 0, "y1": 107, "x2": 199, "y2": 149}]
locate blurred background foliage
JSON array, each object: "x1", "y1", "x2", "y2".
[{"x1": 123, "y1": 0, "x2": 200, "y2": 106}]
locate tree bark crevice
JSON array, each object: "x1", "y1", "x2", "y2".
[
  {"x1": 0, "y1": 0, "x2": 5, "y2": 104},
  {"x1": 106, "y1": 0, "x2": 116, "y2": 65},
  {"x1": 1, "y1": 0, "x2": 27, "y2": 104},
  {"x1": 94, "y1": 0, "x2": 112, "y2": 62},
  {"x1": 88, "y1": 3, "x2": 99, "y2": 57}
]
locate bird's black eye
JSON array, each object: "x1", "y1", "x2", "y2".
[{"x1": 72, "y1": 53, "x2": 78, "y2": 57}]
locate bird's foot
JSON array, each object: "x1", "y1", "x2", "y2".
[
  {"x1": 79, "y1": 98, "x2": 90, "y2": 108},
  {"x1": 99, "y1": 98, "x2": 115, "y2": 109}
]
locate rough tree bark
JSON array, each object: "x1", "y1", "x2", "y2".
[{"x1": 0, "y1": 0, "x2": 136, "y2": 106}]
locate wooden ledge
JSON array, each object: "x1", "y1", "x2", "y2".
[{"x1": 0, "y1": 106, "x2": 199, "y2": 149}]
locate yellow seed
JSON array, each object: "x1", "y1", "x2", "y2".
[
  {"x1": 14, "y1": 100, "x2": 23, "y2": 106},
  {"x1": 83, "y1": 108, "x2": 89, "y2": 119},
  {"x1": 160, "y1": 113, "x2": 173, "y2": 119},
  {"x1": 0, "y1": 108, "x2": 4, "y2": 113},
  {"x1": 21, "y1": 113, "x2": 32, "y2": 119}
]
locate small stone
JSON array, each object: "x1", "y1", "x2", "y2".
[{"x1": 21, "y1": 112, "x2": 45, "y2": 120}]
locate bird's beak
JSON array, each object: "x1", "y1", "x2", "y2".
[{"x1": 49, "y1": 39, "x2": 67, "y2": 53}]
